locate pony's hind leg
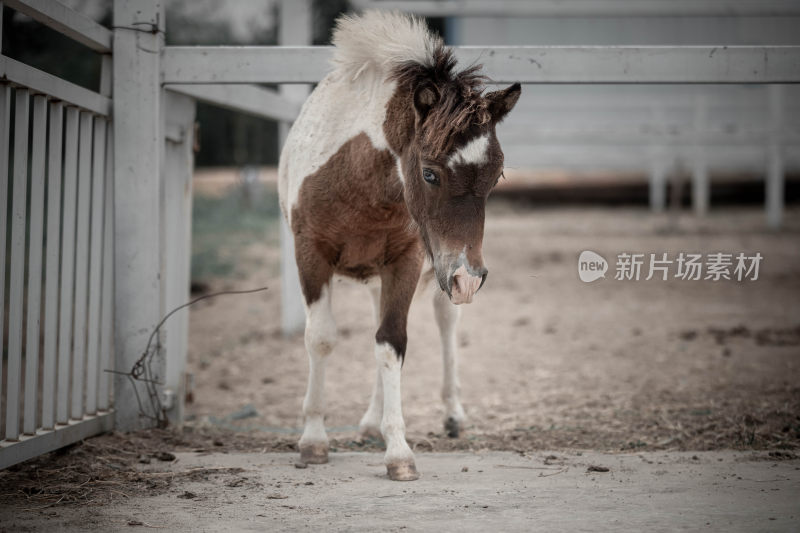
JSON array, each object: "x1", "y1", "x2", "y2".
[
  {"x1": 299, "y1": 281, "x2": 337, "y2": 464},
  {"x1": 433, "y1": 290, "x2": 466, "y2": 438},
  {"x1": 359, "y1": 284, "x2": 383, "y2": 439}
]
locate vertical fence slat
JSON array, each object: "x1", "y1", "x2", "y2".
[
  {"x1": 0, "y1": 85, "x2": 10, "y2": 416},
  {"x1": 692, "y1": 94, "x2": 709, "y2": 216},
  {"x1": 57, "y1": 106, "x2": 80, "y2": 425},
  {"x1": 41, "y1": 101, "x2": 64, "y2": 430},
  {"x1": 766, "y1": 84, "x2": 784, "y2": 229},
  {"x1": 97, "y1": 50, "x2": 112, "y2": 409},
  {"x1": 98, "y1": 128, "x2": 114, "y2": 411},
  {"x1": 163, "y1": 93, "x2": 195, "y2": 424},
  {"x1": 6, "y1": 88, "x2": 30, "y2": 441},
  {"x1": 0, "y1": 9, "x2": 3, "y2": 436},
  {"x1": 71, "y1": 112, "x2": 93, "y2": 420},
  {"x1": 86, "y1": 117, "x2": 106, "y2": 415},
  {"x1": 23, "y1": 95, "x2": 47, "y2": 435}
]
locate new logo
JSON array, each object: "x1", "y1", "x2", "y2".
[{"x1": 578, "y1": 250, "x2": 608, "y2": 282}]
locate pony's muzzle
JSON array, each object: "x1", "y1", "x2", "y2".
[{"x1": 447, "y1": 264, "x2": 488, "y2": 305}]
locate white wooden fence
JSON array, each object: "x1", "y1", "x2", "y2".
[
  {"x1": 1, "y1": 0, "x2": 114, "y2": 468},
  {"x1": 2, "y1": 0, "x2": 799, "y2": 470}
]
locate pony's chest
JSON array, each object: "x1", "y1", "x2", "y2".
[{"x1": 333, "y1": 207, "x2": 418, "y2": 278}]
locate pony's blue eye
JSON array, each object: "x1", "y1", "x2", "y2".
[{"x1": 422, "y1": 168, "x2": 439, "y2": 186}]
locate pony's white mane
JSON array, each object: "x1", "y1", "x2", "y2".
[{"x1": 331, "y1": 10, "x2": 442, "y2": 80}]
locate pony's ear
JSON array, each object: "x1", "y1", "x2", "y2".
[
  {"x1": 486, "y1": 83, "x2": 521, "y2": 123},
  {"x1": 413, "y1": 84, "x2": 439, "y2": 125}
]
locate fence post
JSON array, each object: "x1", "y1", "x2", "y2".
[
  {"x1": 649, "y1": 156, "x2": 667, "y2": 213},
  {"x1": 112, "y1": 0, "x2": 165, "y2": 431},
  {"x1": 0, "y1": 86, "x2": 9, "y2": 419},
  {"x1": 648, "y1": 106, "x2": 667, "y2": 213},
  {"x1": 0, "y1": 3, "x2": 5, "y2": 424},
  {"x1": 278, "y1": 0, "x2": 311, "y2": 336},
  {"x1": 162, "y1": 91, "x2": 196, "y2": 425},
  {"x1": 766, "y1": 85, "x2": 784, "y2": 230},
  {"x1": 692, "y1": 94, "x2": 709, "y2": 216}
]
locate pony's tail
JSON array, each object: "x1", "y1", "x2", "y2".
[{"x1": 331, "y1": 10, "x2": 442, "y2": 81}]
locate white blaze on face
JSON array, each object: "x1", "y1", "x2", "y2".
[
  {"x1": 447, "y1": 134, "x2": 489, "y2": 170},
  {"x1": 450, "y1": 264, "x2": 482, "y2": 305}
]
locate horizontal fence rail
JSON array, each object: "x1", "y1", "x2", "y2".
[
  {"x1": 498, "y1": 127, "x2": 800, "y2": 146},
  {"x1": 4, "y1": 0, "x2": 112, "y2": 52},
  {"x1": 0, "y1": 55, "x2": 112, "y2": 116},
  {"x1": 165, "y1": 84, "x2": 301, "y2": 122},
  {"x1": 351, "y1": 0, "x2": 800, "y2": 17},
  {"x1": 162, "y1": 45, "x2": 800, "y2": 84}
]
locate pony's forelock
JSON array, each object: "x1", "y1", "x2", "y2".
[
  {"x1": 391, "y1": 48, "x2": 491, "y2": 154},
  {"x1": 331, "y1": 10, "x2": 441, "y2": 80}
]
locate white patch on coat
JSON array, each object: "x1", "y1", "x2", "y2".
[
  {"x1": 447, "y1": 134, "x2": 489, "y2": 170},
  {"x1": 395, "y1": 157, "x2": 405, "y2": 183},
  {"x1": 375, "y1": 342, "x2": 415, "y2": 465},
  {"x1": 279, "y1": 11, "x2": 440, "y2": 222},
  {"x1": 279, "y1": 73, "x2": 397, "y2": 224}
]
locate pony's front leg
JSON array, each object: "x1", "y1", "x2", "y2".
[
  {"x1": 433, "y1": 291, "x2": 466, "y2": 437},
  {"x1": 299, "y1": 282, "x2": 337, "y2": 464},
  {"x1": 376, "y1": 256, "x2": 422, "y2": 481}
]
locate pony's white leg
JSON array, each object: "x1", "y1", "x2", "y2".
[
  {"x1": 299, "y1": 283, "x2": 336, "y2": 464},
  {"x1": 359, "y1": 285, "x2": 383, "y2": 438},
  {"x1": 373, "y1": 255, "x2": 421, "y2": 481},
  {"x1": 376, "y1": 341, "x2": 417, "y2": 480},
  {"x1": 433, "y1": 290, "x2": 466, "y2": 437}
]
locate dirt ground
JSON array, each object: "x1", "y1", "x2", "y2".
[
  {"x1": 1, "y1": 203, "x2": 799, "y2": 528},
  {"x1": 2, "y1": 450, "x2": 799, "y2": 532},
  {"x1": 185, "y1": 204, "x2": 800, "y2": 453}
]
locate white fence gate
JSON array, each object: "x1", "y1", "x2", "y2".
[
  {"x1": 0, "y1": 0, "x2": 304, "y2": 469},
  {"x1": 2, "y1": 0, "x2": 800, "y2": 470},
  {"x1": 0, "y1": 0, "x2": 115, "y2": 468}
]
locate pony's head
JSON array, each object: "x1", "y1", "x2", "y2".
[{"x1": 390, "y1": 52, "x2": 521, "y2": 304}]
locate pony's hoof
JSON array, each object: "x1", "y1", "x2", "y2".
[
  {"x1": 299, "y1": 443, "x2": 329, "y2": 464},
  {"x1": 444, "y1": 416, "x2": 462, "y2": 438},
  {"x1": 386, "y1": 461, "x2": 420, "y2": 481}
]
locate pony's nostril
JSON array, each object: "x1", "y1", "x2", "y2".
[{"x1": 479, "y1": 270, "x2": 488, "y2": 291}]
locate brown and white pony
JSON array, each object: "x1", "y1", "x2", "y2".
[{"x1": 278, "y1": 11, "x2": 520, "y2": 481}]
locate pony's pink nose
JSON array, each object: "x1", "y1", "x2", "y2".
[{"x1": 449, "y1": 265, "x2": 486, "y2": 305}]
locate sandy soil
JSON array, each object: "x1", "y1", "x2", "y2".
[
  {"x1": 184, "y1": 205, "x2": 800, "y2": 453},
  {"x1": 1, "y1": 205, "x2": 798, "y2": 526},
  {"x1": 3, "y1": 450, "x2": 799, "y2": 532}
]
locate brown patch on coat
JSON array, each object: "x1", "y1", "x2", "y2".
[
  {"x1": 290, "y1": 133, "x2": 422, "y2": 307},
  {"x1": 375, "y1": 246, "x2": 423, "y2": 360}
]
